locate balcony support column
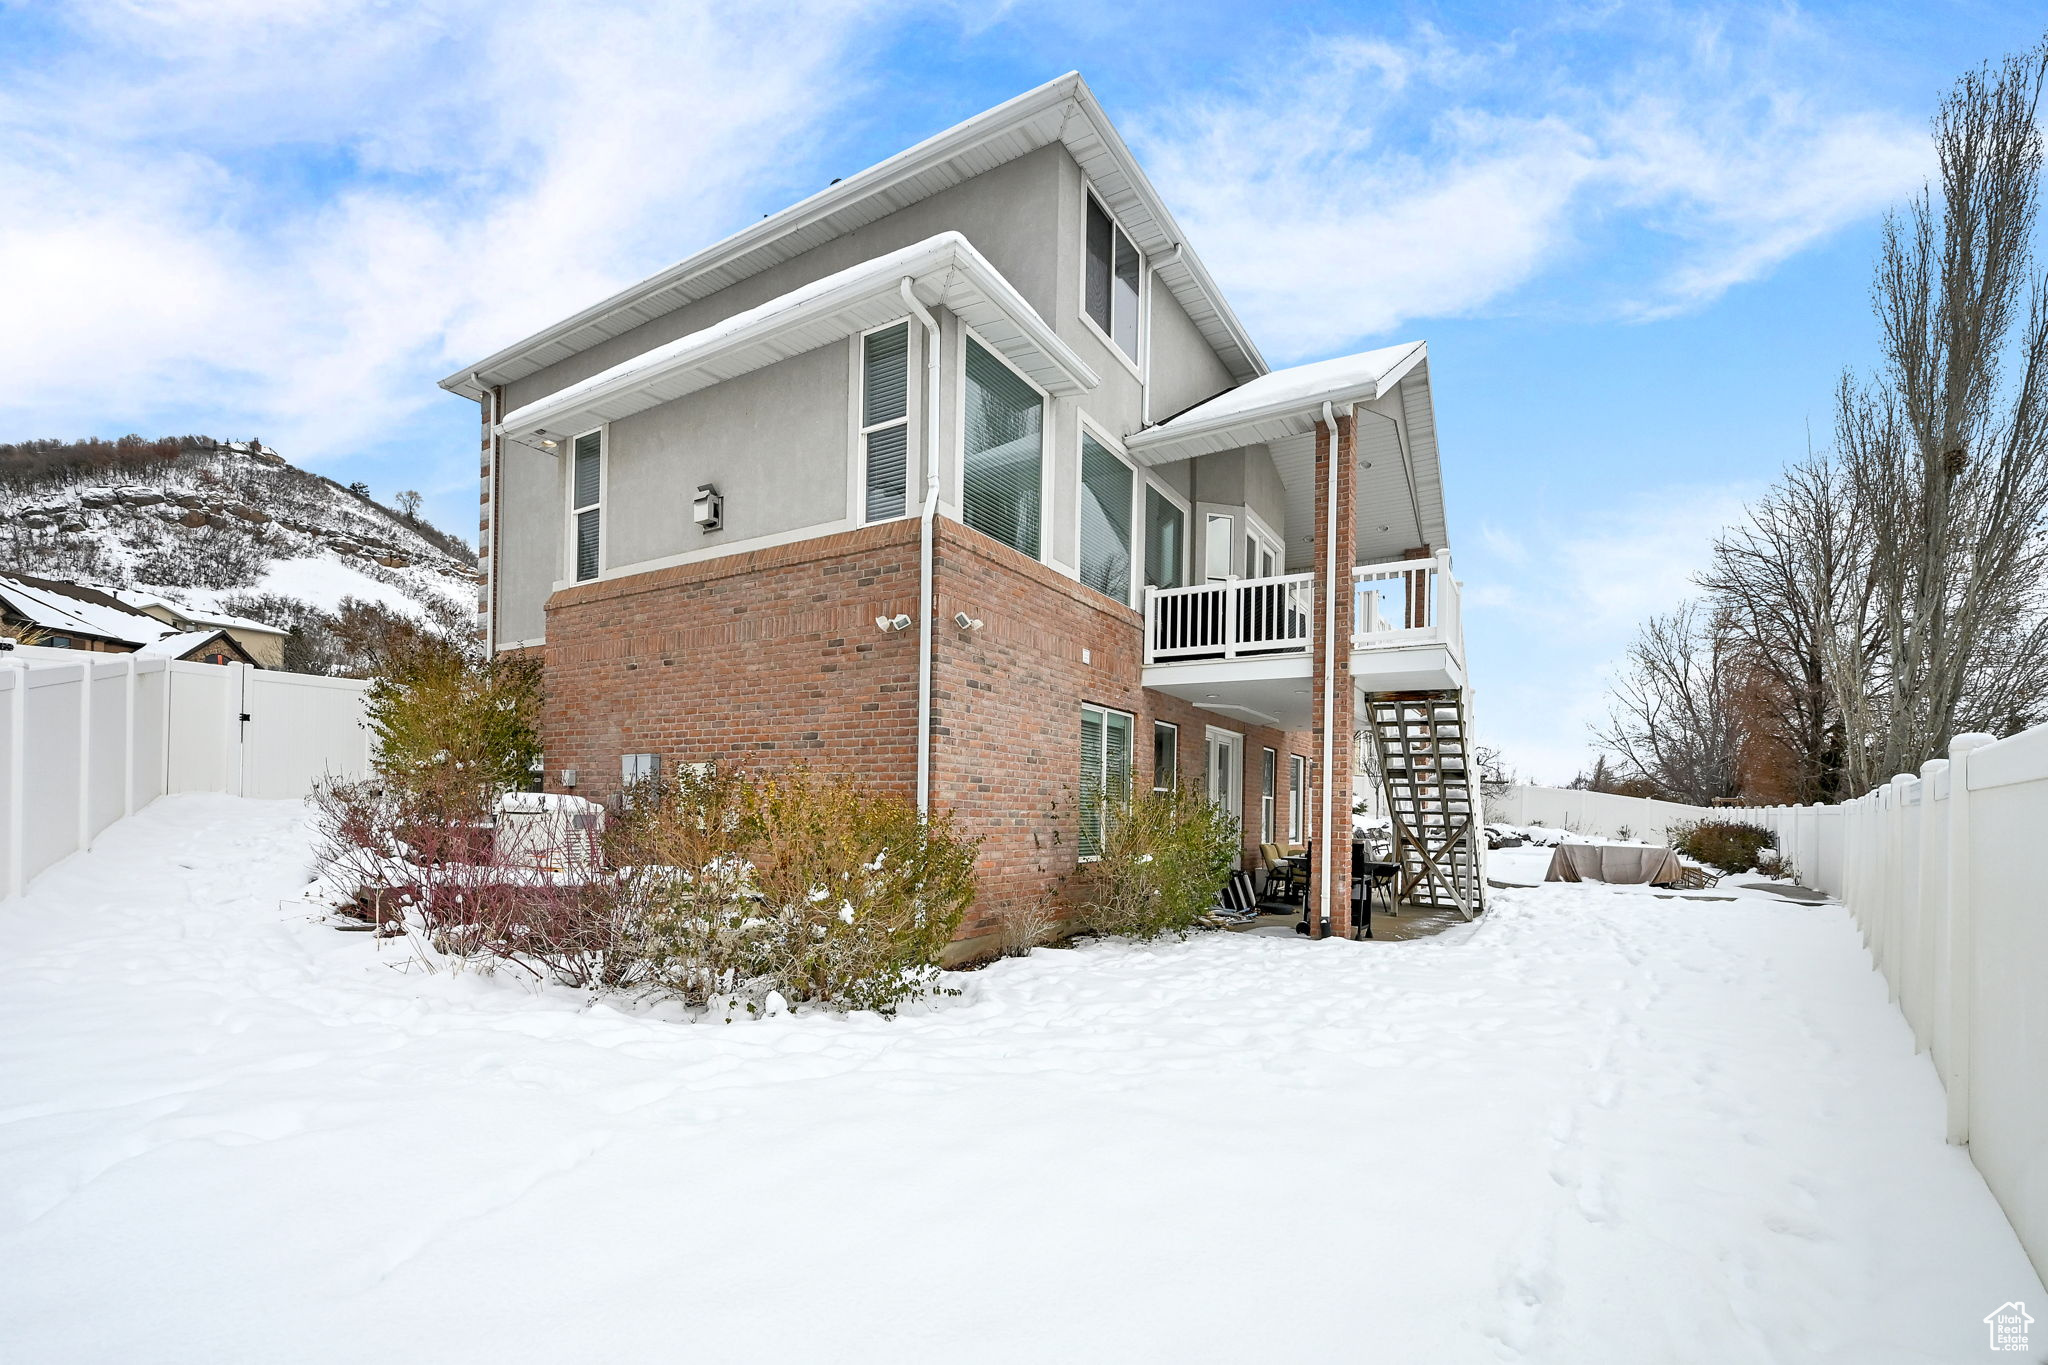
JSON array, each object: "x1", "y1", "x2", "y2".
[{"x1": 1310, "y1": 406, "x2": 1357, "y2": 938}]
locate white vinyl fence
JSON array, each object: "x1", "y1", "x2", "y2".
[
  {"x1": 1499, "y1": 725, "x2": 2048, "y2": 1282},
  {"x1": 1, "y1": 647, "x2": 373, "y2": 898}
]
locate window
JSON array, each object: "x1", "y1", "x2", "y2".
[
  {"x1": 1204, "y1": 512, "x2": 1234, "y2": 581},
  {"x1": 1144, "y1": 487, "x2": 1184, "y2": 590},
  {"x1": 1261, "y1": 748, "x2": 1278, "y2": 845},
  {"x1": 621, "y1": 753, "x2": 661, "y2": 784},
  {"x1": 962, "y1": 338, "x2": 1044, "y2": 558},
  {"x1": 1152, "y1": 720, "x2": 1178, "y2": 792},
  {"x1": 1084, "y1": 195, "x2": 1142, "y2": 362},
  {"x1": 1079, "y1": 704, "x2": 1134, "y2": 860},
  {"x1": 1079, "y1": 430, "x2": 1134, "y2": 604},
  {"x1": 860, "y1": 322, "x2": 911, "y2": 522},
  {"x1": 571, "y1": 429, "x2": 602, "y2": 582},
  {"x1": 1288, "y1": 755, "x2": 1308, "y2": 844}
]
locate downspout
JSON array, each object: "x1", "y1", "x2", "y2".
[
  {"x1": 1318, "y1": 400, "x2": 1340, "y2": 938},
  {"x1": 901, "y1": 278, "x2": 942, "y2": 817}
]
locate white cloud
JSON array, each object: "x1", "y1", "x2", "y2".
[
  {"x1": 1129, "y1": 17, "x2": 1929, "y2": 358},
  {"x1": 1, "y1": 0, "x2": 893, "y2": 471}
]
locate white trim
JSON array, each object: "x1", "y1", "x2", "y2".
[
  {"x1": 552, "y1": 516, "x2": 858, "y2": 592},
  {"x1": 854, "y1": 317, "x2": 917, "y2": 525},
  {"x1": 496, "y1": 637, "x2": 547, "y2": 652},
  {"x1": 1260, "y1": 745, "x2": 1279, "y2": 846},
  {"x1": 1288, "y1": 753, "x2": 1308, "y2": 844},
  {"x1": 957, "y1": 322, "x2": 1052, "y2": 564},
  {"x1": 1244, "y1": 508, "x2": 1285, "y2": 580},
  {"x1": 1196, "y1": 502, "x2": 1240, "y2": 581},
  {"x1": 1079, "y1": 701, "x2": 1137, "y2": 863},
  {"x1": 1204, "y1": 725, "x2": 1245, "y2": 861},
  {"x1": 1078, "y1": 185, "x2": 1145, "y2": 380},
  {"x1": 1076, "y1": 411, "x2": 1141, "y2": 606}
]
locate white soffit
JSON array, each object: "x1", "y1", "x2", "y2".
[
  {"x1": 445, "y1": 72, "x2": 1263, "y2": 399},
  {"x1": 497, "y1": 233, "x2": 1098, "y2": 439}
]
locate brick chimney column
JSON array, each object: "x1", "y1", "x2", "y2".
[{"x1": 1309, "y1": 410, "x2": 1356, "y2": 937}]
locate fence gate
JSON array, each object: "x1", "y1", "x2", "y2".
[{"x1": 165, "y1": 661, "x2": 373, "y2": 800}]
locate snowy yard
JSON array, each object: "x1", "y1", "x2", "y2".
[{"x1": 1, "y1": 797, "x2": 2040, "y2": 1363}]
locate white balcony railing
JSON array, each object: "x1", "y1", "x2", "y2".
[
  {"x1": 1143, "y1": 572, "x2": 1314, "y2": 664},
  {"x1": 1141, "y1": 554, "x2": 1465, "y2": 671},
  {"x1": 1352, "y1": 551, "x2": 1463, "y2": 665}
]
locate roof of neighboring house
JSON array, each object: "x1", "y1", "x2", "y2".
[
  {"x1": 500, "y1": 232, "x2": 1099, "y2": 440},
  {"x1": 134, "y1": 628, "x2": 254, "y2": 662},
  {"x1": 110, "y1": 590, "x2": 286, "y2": 638},
  {"x1": 0, "y1": 573, "x2": 168, "y2": 646},
  {"x1": 442, "y1": 72, "x2": 1264, "y2": 401}
]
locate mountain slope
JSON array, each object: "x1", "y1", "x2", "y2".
[{"x1": 0, "y1": 436, "x2": 479, "y2": 669}]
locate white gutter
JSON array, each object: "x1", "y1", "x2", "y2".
[
  {"x1": 901, "y1": 278, "x2": 943, "y2": 818},
  {"x1": 1318, "y1": 399, "x2": 1340, "y2": 939}
]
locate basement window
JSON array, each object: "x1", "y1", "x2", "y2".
[
  {"x1": 860, "y1": 322, "x2": 911, "y2": 522},
  {"x1": 571, "y1": 429, "x2": 602, "y2": 582}
]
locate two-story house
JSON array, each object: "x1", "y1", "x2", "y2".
[{"x1": 441, "y1": 73, "x2": 1481, "y2": 957}]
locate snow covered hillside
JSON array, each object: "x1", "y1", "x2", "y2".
[
  {"x1": 0, "y1": 797, "x2": 2038, "y2": 1362},
  {"x1": 0, "y1": 437, "x2": 477, "y2": 641}
]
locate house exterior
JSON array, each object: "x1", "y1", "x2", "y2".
[
  {"x1": 443, "y1": 73, "x2": 1479, "y2": 956},
  {"x1": 0, "y1": 574, "x2": 267, "y2": 666}
]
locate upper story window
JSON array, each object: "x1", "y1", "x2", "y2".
[
  {"x1": 1084, "y1": 194, "x2": 1141, "y2": 363},
  {"x1": 1079, "y1": 429, "x2": 1134, "y2": 605},
  {"x1": 962, "y1": 337, "x2": 1044, "y2": 560},
  {"x1": 571, "y1": 430, "x2": 602, "y2": 582},
  {"x1": 1144, "y1": 487, "x2": 1185, "y2": 590},
  {"x1": 860, "y1": 322, "x2": 911, "y2": 523}
]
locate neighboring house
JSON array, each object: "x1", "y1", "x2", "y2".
[
  {"x1": 0, "y1": 574, "x2": 264, "y2": 666},
  {"x1": 108, "y1": 590, "x2": 288, "y2": 668},
  {"x1": 443, "y1": 73, "x2": 1479, "y2": 954}
]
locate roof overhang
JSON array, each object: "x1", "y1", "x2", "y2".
[
  {"x1": 443, "y1": 72, "x2": 1263, "y2": 402},
  {"x1": 498, "y1": 232, "x2": 1097, "y2": 440},
  {"x1": 1125, "y1": 342, "x2": 1446, "y2": 568}
]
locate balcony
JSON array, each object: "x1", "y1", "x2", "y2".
[{"x1": 1141, "y1": 554, "x2": 1465, "y2": 728}]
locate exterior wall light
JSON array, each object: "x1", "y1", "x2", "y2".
[
  {"x1": 693, "y1": 483, "x2": 723, "y2": 532},
  {"x1": 875, "y1": 613, "x2": 913, "y2": 632},
  {"x1": 953, "y1": 612, "x2": 983, "y2": 630}
]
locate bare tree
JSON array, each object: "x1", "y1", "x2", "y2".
[
  {"x1": 1838, "y1": 41, "x2": 2048, "y2": 789},
  {"x1": 1596, "y1": 602, "x2": 1745, "y2": 804}
]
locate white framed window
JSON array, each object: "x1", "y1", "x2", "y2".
[
  {"x1": 858, "y1": 320, "x2": 912, "y2": 523},
  {"x1": 960, "y1": 331, "x2": 1048, "y2": 561},
  {"x1": 1288, "y1": 754, "x2": 1308, "y2": 844},
  {"x1": 1203, "y1": 510, "x2": 1234, "y2": 582},
  {"x1": 1079, "y1": 703, "x2": 1135, "y2": 860},
  {"x1": 1261, "y1": 747, "x2": 1278, "y2": 845},
  {"x1": 1152, "y1": 719, "x2": 1178, "y2": 793},
  {"x1": 1078, "y1": 419, "x2": 1136, "y2": 605},
  {"x1": 1245, "y1": 511, "x2": 1284, "y2": 580},
  {"x1": 1083, "y1": 190, "x2": 1143, "y2": 366},
  {"x1": 1144, "y1": 481, "x2": 1189, "y2": 590},
  {"x1": 570, "y1": 428, "x2": 603, "y2": 582}
]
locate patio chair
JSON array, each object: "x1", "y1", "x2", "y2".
[{"x1": 1260, "y1": 843, "x2": 1305, "y2": 903}]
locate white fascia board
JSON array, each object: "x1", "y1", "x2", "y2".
[
  {"x1": 445, "y1": 72, "x2": 1264, "y2": 398},
  {"x1": 498, "y1": 232, "x2": 1097, "y2": 438},
  {"x1": 1126, "y1": 342, "x2": 1428, "y2": 465}
]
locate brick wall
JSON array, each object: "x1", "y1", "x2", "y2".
[
  {"x1": 535, "y1": 516, "x2": 1315, "y2": 955},
  {"x1": 1308, "y1": 412, "x2": 1358, "y2": 936}
]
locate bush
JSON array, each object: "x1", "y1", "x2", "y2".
[
  {"x1": 614, "y1": 764, "x2": 980, "y2": 1014},
  {"x1": 1076, "y1": 786, "x2": 1240, "y2": 940},
  {"x1": 310, "y1": 762, "x2": 981, "y2": 1017},
  {"x1": 365, "y1": 633, "x2": 543, "y2": 817},
  {"x1": 1673, "y1": 819, "x2": 1779, "y2": 875}
]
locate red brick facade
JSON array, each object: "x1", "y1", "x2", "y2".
[
  {"x1": 536, "y1": 517, "x2": 1317, "y2": 956},
  {"x1": 1309, "y1": 412, "x2": 1358, "y2": 937}
]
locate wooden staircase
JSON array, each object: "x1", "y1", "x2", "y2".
[{"x1": 1364, "y1": 692, "x2": 1484, "y2": 920}]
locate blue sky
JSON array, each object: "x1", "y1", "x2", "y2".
[{"x1": 5, "y1": 0, "x2": 2043, "y2": 779}]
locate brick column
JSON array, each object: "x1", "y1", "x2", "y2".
[{"x1": 1309, "y1": 411, "x2": 1356, "y2": 937}]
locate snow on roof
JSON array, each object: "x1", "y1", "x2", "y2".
[
  {"x1": 134, "y1": 629, "x2": 230, "y2": 659},
  {"x1": 110, "y1": 589, "x2": 284, "y2": 636},
  {"x1": 1151, "y1": 342, "x2": 1426, "y2": 436},
  {"x1": 0, "y1": 574, "x2": 169, "y2": 646}
]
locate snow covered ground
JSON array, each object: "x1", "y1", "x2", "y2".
[{"x1": 1, "y1": 797, "x2": 2039, "y2": 1363}]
